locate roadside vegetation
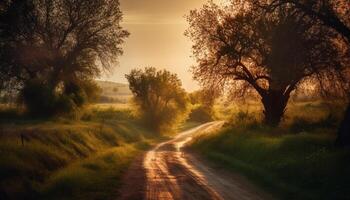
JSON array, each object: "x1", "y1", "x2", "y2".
[
  {"x1": 187, "y1": 89, "x2": 219, "y2": 123},
  {"x1": 185, "y1": 0, "x2": 350, "y2": 196},
  {"x1": 126, "y1": 67, "x2": 189, "y2": 134},
  {"x1": 0, "y1": 2, "x2": 152, "y2": 198},
  {"x1": 190, "y1": 101, "x2": 349, "y2": 200},
  {"x1": 0, "y1": 0, "x2": 349, "y2": 199},
  {"x1": 0, "y1": 106, "x2": 155, "y2": 200}
]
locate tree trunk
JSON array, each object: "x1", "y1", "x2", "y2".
[
  {"x1": 335, "y1": 103, "x2": 350, "y2": 147},
  {"x1": 261, "y1": 90, "x2": 289, "y2": 126}
]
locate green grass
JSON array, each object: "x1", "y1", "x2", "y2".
[
  {"x1": 214, "y1": 100, "x2": 343, "y2": 124},
  {"x1": 190, "y1": 102, "x2": 349, "y2": 200},
  {"x1": 40, "y1": 145, "x2": 142, "y2": 200},
  {"x1": 0, "y1": 107, "x2": 155, "y2": 200}
]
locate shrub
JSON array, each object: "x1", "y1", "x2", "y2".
[
  {"x1": 228, "y1": 110, "x2": 259, "y2": 127},
  {"x1": 21, "y1": 80, "x2": 59, "y2": 117},
  {"x1": 20, "y1": 79, "x2": 101, "y2": 118},
  {"x1": 289, "y1": 114, "x2": 339, "y2": 133},
  {"x1": 188, "y1": 105, "x2": 214, "y2": 123}
]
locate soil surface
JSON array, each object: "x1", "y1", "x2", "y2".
[{"x1": 118, "y1": 122, "x2": 272, "y2": 200}]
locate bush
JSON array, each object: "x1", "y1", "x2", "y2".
[
  {"x1": 55, "y1": 95, "x2": 79, "y2": 117},
  {"x1": 289, "y1": 114, "x2": 339, "y2": 133},
  {"x1": 188, "y1": 105, "x2": 214, "y2": 123},
  {"x1": 21, "y1": 80, "x2": 60, "y2": 117},
  {"x1": 20, "y1": 79, "x2": 101, "y2": 118},
  {"x1": 0, "y1": 106, "x2": 23, "y2": 120},
  {"x1": 228, "y1": 110, "x2": 259, "y2": 128}
]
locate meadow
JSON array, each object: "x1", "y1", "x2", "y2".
[
  {"x1": 0, "y1": 105, "x2": 156, "y2": 200},
  {"x1": 1, "y1": 99, "x2": 348, "y2": 200},
  {"x1": 190, "y1": 100, "x2": 349, "y2": 200}
]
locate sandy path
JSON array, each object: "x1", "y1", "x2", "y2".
[{"x1": 118, "y1": 122, "x2": 272, "y2": 200}]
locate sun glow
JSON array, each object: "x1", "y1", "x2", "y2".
[{"x1": 100, "y1": 0, "x2": 230, "y2": 91}]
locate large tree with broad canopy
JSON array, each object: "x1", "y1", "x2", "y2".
[{"x1": 186, "y1": 0, "x2": 346, "y2": 126}]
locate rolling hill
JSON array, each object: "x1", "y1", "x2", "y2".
[{"x1": 96, "y1": 80, "x2": 132, "y2": 103}]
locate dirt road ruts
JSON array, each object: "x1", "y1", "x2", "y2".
[{"x1": 118, "y1": 122, "x2": 272, "y2": 200}]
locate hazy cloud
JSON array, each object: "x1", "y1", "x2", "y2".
[{"x1": 120, "y1": 0, "x2": 205, "y2": 24}]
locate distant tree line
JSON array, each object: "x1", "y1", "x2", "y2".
[{"x1": 0, "y1": 0, "x2": 128, "y2": 116}]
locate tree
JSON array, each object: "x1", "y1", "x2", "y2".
[
  {"x1": 0, "y1": 0, "x2": 128, "y2": 116},
  {"x1": 126, "y1": 67, "x2": 188, "y2": 133},
  {"x1": 186, "y1": 0, "x2": 343, "y2": 126},
  {"x1": 189, "y1": 89, "x2": 218, "y2": 108},
  {"x1": 258, "y1": 0, "x2": 350, "y2": 145},
  {"x1": 188, "y1": 89, "x2": 218, "y2": 122},
  {"x1": 261, "y1": 0, "x2": 350, "y2": 42}
]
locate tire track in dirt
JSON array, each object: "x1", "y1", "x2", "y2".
[{"x1": 118, "y1": 122, "x2": 272, "y2": 200}]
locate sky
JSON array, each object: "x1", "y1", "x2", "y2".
[{"x1": 100, "y1": 0, "x2": 210, "y2": 91}]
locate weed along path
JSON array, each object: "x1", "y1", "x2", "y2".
[{"x1": 118, "y1": 122, "x2": 271, "y2": 200}]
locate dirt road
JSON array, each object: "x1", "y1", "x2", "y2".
[{"x1": 118, "y1": 122, "x2": 271, "y2": 200}]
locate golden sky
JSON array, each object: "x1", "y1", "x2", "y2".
[{"x1": 100, "y1": 0, "x2": 212, "y2": 91}]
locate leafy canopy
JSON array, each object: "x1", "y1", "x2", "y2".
[
  {"x1": 186, "y1": 0, "x2": 345, "y2": 125},
  {"x1": 126, "y1": 67, "x2": 188, "y2": 133},
  {"x1": 0, "y1": 0, "x2": 128, "y2": 116}
]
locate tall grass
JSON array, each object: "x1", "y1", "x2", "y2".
[
  {"x1": 190, "y1": 101, "x2": 349, "y2": 200},
  {"x1": 0, "y1": 106, "x2": 154, "y2": 200},
  {"x1": 40, "y1": 145, "x2": 141, "y2": 200},
  {"x1": 214, "y1": 100, "x2": 343, "y2": 125}
]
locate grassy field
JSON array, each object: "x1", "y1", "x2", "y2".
[
  {"x1": 190, "y1": 101, "x2": 350, "y2": 200},
  {"x1": 96, "y1": 81, "x2": 132, "y2": 103},
  {"x1": 0, "y1": 106, "x2": 156, "y2": 200},
  {"x1": 90, "y1": 103, "x2": 131, "y2": 110}
]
